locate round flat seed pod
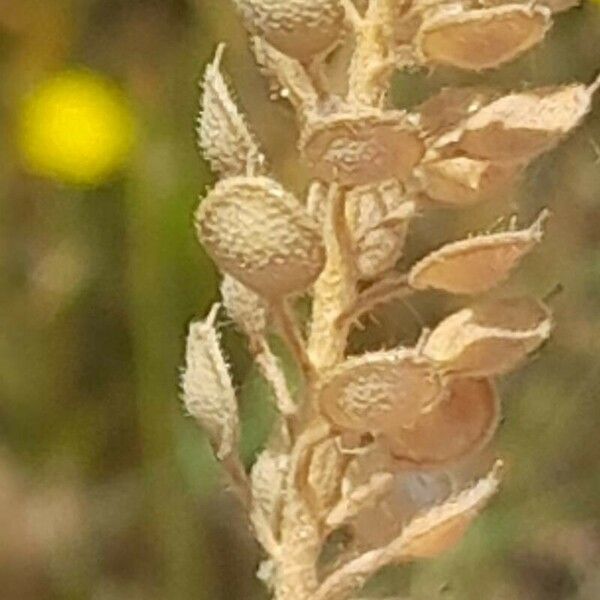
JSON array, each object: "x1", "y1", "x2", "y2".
[
  {"x1": 423, "y1": 297, "x2": 552, "y2": 377},
  {"x1": 385, "y1": 378, "x2": 500, "y2": 467},
  {"x1": 480, "y1": 0, "x2": 580, "y2": 14},
  {"x1": 233, "y1": 0, "x2": 345, "y2": 62},
  {"x1": 300, "y1": 109, "x2": 424, "y2": 187},
  {"x1": 319, "y1": 348, "x2": 444, "y2": 433},
  {"x1": 416, "y1": 4, "x2": 551, "y2": 71},
  {"x1": 408, "y1": 212, "x2": 546, "y2": 294},
  {"x1": 196, "y1": 176, "x2": 325, "y2": 299},
  {"x1": 417, "y1": 157, "x2": 522, "y2": 207},
  {"x1": 458, "y1": 83, "x2": 596, "y2": 161}
]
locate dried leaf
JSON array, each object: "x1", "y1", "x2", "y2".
[
  {"x1": 416, "y1": 4, "x2": 551, "y2": 71},
  {"x1": 417, "y1": 157, "x2": 522, "y2": 207},
  {"x1": 423, "y1": 297, "x2": 553, "y2": 377},
  {"x1": 198, "y1": 44, "x2": 265, "y2": 177},
  {"x1": 457, "y1": 82, "x2": 597, "y2": 161},
  {"x1": 196, "y1": 176, "x2": 325, "y2": 299},
  {"x1": 319, "y1": 348, "x2": 444, "y2": 433},
  {"x1": 385, "y1": 378, "x2": 500, "y2": 467},
  {"x1": 300, "y1": 108, "x2": 424, "y2": 186},
  {"x1": 252, "y1": 37, "x2": 319, "y2": 113},
  {"x1": 346, "y1": 179, "x2": 415, "y2": 278},
  {"x1": 182, "y1": 305, "x2": 239, "y2": 460},
  {"x1": 234, "y1": 0, "x2": 346, "y2": 61},
  {"x1": 408, "y1": 211, "x2": 547, "y2": 294},
  {"x1": 307, "y1": 437, "x2": 347, "y2": 517}
]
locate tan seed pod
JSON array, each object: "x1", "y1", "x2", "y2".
[
  {"x1": 395, "y1": 460, "x2": 502, "y2": 559},
  {"x1": 423, "y1": 297, "x2": 553, "y2": 377},
  {"x1": 233, "y1": 0, "x2": 346, "y2": 62},
  {"x1": 198, "y1": 44, "x2": 265, "y2": 177},
  {"x1": 346, "y1": 179, "x2": 415, "y2": 278},
  {"x1": 385, "y1": 378, "x2": 500, "y2": 467},
  {"x1": 196, "y1": 176, "x2": 325, "y2": 299},
  {"x1": 457, "y1": 82, "x2": 598, "y2": 161},
  {"x1": 480, "y1": 0, "x2": 581, "y2": 14},
  {"x1": 319, "y1": 348, "x2": 444, "y2": 433},
  {"x1": 408, "y1": 211, "x2": 547, "y2": 294},
  {"x1": 417, "y1": 157, "x2": 522, "y2": 207},
  {"x1": 416, "y1": 4, "x2": 551, "y2": 71},
  {"x1": 182, "y1": 305, "x2": 239, "y2": 460},
  {"x1": 300, "y1": 108, "x2": 424, "y2": 187}
]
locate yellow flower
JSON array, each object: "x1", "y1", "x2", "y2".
[{"x1": 18, "y1": 69, "x2": 135, "y2": 186}]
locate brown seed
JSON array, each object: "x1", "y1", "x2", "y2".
[
  {"x1": 196, "y1": 176, "x2": 325, "y2": 299},
  {"x1": 423, "y1": 297, "x2": 553, "y2": 377}
]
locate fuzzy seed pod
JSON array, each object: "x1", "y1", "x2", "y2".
[
  {"x1": 232, "y1": 0, "x2": 346, "y2": 62},
  {"x1": 221, "y1": 275, "x2": 268, "y2": 339},
  {"x1": 319, "y1": 348, "x2": 444, "y2": 433},
  {"x1": 480, "y1": 0, "x2": 581, "y2": 14},
  {"x1": 199, "y1": 45, "x2": 266, "y2": 177},
  {"x1": 300, "y1": 108, "x2": 424, "y2": 187},
  {"x1": 182, "y1": 305, "x2": 239, "y2": 460},
  {"x1": 416, "y1": 4, "x2": 551, "y2": 71},
  {"x1": 196, "y1": 176, "x2": 325, "y2": 299},
  {"x1": 408, "y1": 212, "x2": 547, "y2": 295},
  {"x1": 385, "y1": 378, "x2": 500, "y2": 467},
  {"x1": 455, "y1": 82, "x2": 598, "y2": 162},
  {"x1": 346, "y1": 179, "x2": 415, "y2": 278},
  {"x1": 423, "y1": 297, "x2": 553, "y2": 377},
  {"x1": 306, "y1": 437, "x2": 347, "y2": 517},
  {"x1": 417, "y1": 157, "x2": 522, "y2": 207}
]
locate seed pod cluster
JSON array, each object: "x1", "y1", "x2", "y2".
[{"x1": 186, "y1": 3, "x2": 596, "y2": 600}]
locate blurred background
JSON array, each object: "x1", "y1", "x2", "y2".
[{"x1": 1, "y1": 1, "x2": 600, "y2": 599}]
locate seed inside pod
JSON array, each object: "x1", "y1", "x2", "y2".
[
  {"x1": 232, "y1": 0, "x2": 346, "y2": 62},
  {"x1": 408, "y1": 211, "x2": 547, "y2": 294},
  {"x1": 457, "y1": 83, "x2": 597, "y2": 161},
  {"x1": 384, "y1": 378, "x2": 500, "y2": 467},
  {"x1": 416, "y1": 4, "x2": 551, "y2": 71},
  {"x1": 300, "y1": 108, "x2": 424, "y2": 187},
  {"x1": 423, "y1": 297, "x2": 553, "y2": 377},
  {"x1": 319, "y1": 348, "x2": 444, "y2": 433},
  {"x1": 417, "y1": 157, "x2": 522, "y2": 207},
  {"x1": 397, "y1": 461, "x2": 502, "y2": 559},
  {"x1": 196, "y1": 176, "x2": 325, "y2": 299}
]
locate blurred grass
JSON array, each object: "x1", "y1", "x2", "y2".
[{"x1": 0, "y1": 1, "x2": 599, "y2": 599}]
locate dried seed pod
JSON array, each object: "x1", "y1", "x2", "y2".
[
  {"x1": 221, "y1": 275, "x2": 268, "y2": 339},
  {"x1": 306, "y1": 437, "x2": 347, "y2": 517},
  {"x1": 198, "y1": 44, "x2": 266, "y2": 178},
  {"x1": 196, "y1": 176, "x2": 325, "y2": 299},
  {"x1": 385, "y1": 378, "x2": 500, "y2": 467},
  {"x1": 408, "y1": 211, "x2": 547, "y2": 294},
  {"x1": 457, "y1": 83, "x2": 598, "y2": 161},
  {"x1": 397, "y1": 461, "x2": 502, "y2": 559},
  {"x1": 346, "y1": 179, "x2": 415, "y2": 278},
  {"x1": 416, "y1": 4, "x2": 551, "y2": 71},
  {"x1": 319, "y1": 348, "x2": 444, "y2": 433},
  {"x1": 417, "y1": 157, "x2": 522, "y2": 207},
  {"x1": 300, "y1": 108, "x2": 424, "y2": 187},
  {"x1": 233, "y1": 0, "x2": 346, "y2": 62},
  {"x1": 423, "y1": 297, "x2": 553, "y2": 377},
  {"x1": 480, "y1": 0, "x2": 580, "y2": 14},
  {"x1": 182, "y1": 305, "x2": 239, "y2": 460}
]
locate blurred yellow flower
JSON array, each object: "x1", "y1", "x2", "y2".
[{"x1": 18, "y1": 70, "x2": 135, "y2": 186}]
